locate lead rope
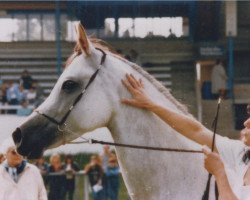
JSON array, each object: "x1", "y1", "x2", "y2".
[
  {"x1": 58, "y1": 123, "x2": 203, "y2": 153},
  {"x1": 202, "y1": 98, "x2": 221, "y2": 200}
]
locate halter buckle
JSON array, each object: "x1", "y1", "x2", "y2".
[
  {"x1": 88, "y1": 139, "x2": 93, "y2": 144},
  {"x1": 58, "y1": 123, "x2": 67, "y2": 132}
]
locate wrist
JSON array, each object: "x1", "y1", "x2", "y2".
[
  {"x1": 214, "y1": 167, "x2": 226, "y2": 180},
  {"x1": 147, "y1": 102, "x2": 161, "y2": 112}
]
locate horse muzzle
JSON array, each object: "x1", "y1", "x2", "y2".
[{"x1": 12, "y1": 113, "x2": 58, "y2": 159}]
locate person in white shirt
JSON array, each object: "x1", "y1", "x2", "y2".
[
  {"x1": 121, "y1": 74, "x2": 250, "y2": 200},
  {"x1": 0, "y1": 139, "x2": 47, "y2": 200},
  {"x1": 211, "y1": 59, "x2": 227, "y2": 99}
]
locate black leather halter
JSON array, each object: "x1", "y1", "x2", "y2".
[{"x1": 35, "y1": 48, "x2": 106, "y2": 126}]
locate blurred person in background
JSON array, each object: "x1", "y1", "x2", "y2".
[
  {"x1": 0, "y1": 139, "x2": 47, "y2": 200},
  {"x1": 0, "y1": 81, "x2": 9, "y2": 105},
  {"x1": 32, "y1": 80, "x2": 45, "y2": 107},
  {"x1": 0, "y1": 75, "x2": 2, "y2": 86},
  {"x1": 26, "y1": 86, "x2": 37, "y2": 105},
  {"x1": 101, "y1": 145, "x2": 112, "y2": 172},
  {"x1": 47, "y1": 154, "x2": 66, "y2": 200},
  {"x1": 100, "y1": 145, "x2": 112, "y2": 199},
  {"x1": 6, "y1": 81, "x2": 21, "y2": 106},
  {"x1": 211, "y1": 59, "x2": 227, "y2": 99},
  {"x1": 17, "y1": 100, "x2": 33, "y2": 116},
  {"x1": 105, "y1": 156, "x2": 120, "y2": 200},
  {"x1": 20, "y1": 70, "x2": 33, "y2": 90},
  {"x1": 35, "y1": 157, "x2": 49, "y2": 186},
  {"x1": 85, "y1": 155, "x2": 105, "y2": 200},
  {"x1": 63, "y1": 155, "x2": 80, "y2": 200}
]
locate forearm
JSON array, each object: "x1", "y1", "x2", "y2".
[
  {"x1": 148, "y1": 103, "x2": 214, "y2": 148},
  {"x1": 215, "y1": 170, "x2": 238, "y2": 200}
]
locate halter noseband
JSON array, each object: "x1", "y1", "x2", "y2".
[{"x1": 35, "y1": 48, "x2": 106, "y2": 128}]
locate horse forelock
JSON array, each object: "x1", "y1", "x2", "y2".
[{"x1": 65, "y1": 38, "x2": 189, "y2": 115}]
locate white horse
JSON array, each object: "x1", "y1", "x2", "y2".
[{"x1": 12, "y1": 23, "x2": 214, "y2": 200}]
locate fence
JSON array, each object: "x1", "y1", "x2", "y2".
[{"x1": 0, "y1": 104, "x2": 34, "y2": 114}]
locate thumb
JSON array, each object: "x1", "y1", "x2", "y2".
[
  {"x1": 202, "y1": 145, "x2": 211, "y2": 156},
  {"x1": 121, "y1": 98, "x2": 136, "y2": 106}
]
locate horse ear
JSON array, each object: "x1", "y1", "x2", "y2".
[{"x1": 76, "y1": 22, "x2": 92, "y2": 56}]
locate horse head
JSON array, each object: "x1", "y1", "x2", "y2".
[{"x1": 12, "y1": 23, "x2": 114, "y2": 158}]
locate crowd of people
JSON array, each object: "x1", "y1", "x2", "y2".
[
  {"x1": 0, "y1": 70, "x2": 45, "y2": 115},
  {"x1": 0, "y1": 143, "x2": 120, "y2": 200}
]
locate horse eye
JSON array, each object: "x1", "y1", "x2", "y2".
[{"x1": 62, "y1": 80, "x2": 78, "y2": 93}]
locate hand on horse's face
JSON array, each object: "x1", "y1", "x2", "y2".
[{"x1": 121, "y1": 74, "x2": 154, "y2": 109}]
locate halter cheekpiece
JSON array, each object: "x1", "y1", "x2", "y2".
[{"x1": 35, "y1": 48, "x2": 106, "y2": 128}]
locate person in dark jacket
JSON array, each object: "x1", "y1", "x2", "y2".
[
  {"x1": 47, "y1": 154, "x2": 66, "y2": 200},
  {"x1": 35, "y1": 157, "x2": 49, "y2": 186},
  {"x1": 63, "y1": 155, "x2": 80, "y2": 200},
  {"x1": 105, "y1": 156, "x2": 120, "y2": 200},
  {"x1": 20, "y1": 70, "x2": 33, "y2": 90},
  {"x1": 85, "y1": 155, "x2": 105, "y2": 200}
]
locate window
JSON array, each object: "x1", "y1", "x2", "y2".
[
  {"x1": 43, "y1": 14, "x2": 55, "y2": 41},
  {"x1": 13, "y1": 14, "x2": 27, "y2": 41},
  {"x1": 29, "y1": 14, "x2": 42, "y2": 41},
  {"x1": 0, "y1": 13, "x2": 69, "y2": 42},
  {"x1": 104, "y1": 17, "x2": 185, "y2": 38},
  {"x1": 65, "y1": 20, "x2": 78, "y2": 41},
  {"x1": 0, "y1": 16, "x2": 16, "y2": 42}
]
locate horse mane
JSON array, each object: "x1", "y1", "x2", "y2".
[{"x1": 69, "y1": 38, "x2": 189, "y2": 115}]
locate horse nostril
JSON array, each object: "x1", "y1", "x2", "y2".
[{"x1": 12, "y1": 128, "x2": 23, "y2": 147}]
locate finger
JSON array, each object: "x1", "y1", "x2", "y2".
[
  {"x1": 121, "y1": 98, "x2": 137, "y2": 106},
  {"x1": 122, "y1": 79, "x2": 136, "y2": 95},
  {"x1": 202, "y1": 145, "x2": 211, "y2": 155},
  {"x1": 130, "y1": 74, "x2": 141, "y2": 88},
  {"x1": 139, "y1": 78, "x2": 144, "y2": 88},
  {"x1": 126, "y1": 74, "x2": 139, "y2": 88}
]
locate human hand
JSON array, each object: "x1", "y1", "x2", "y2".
[
  {"x1": 121, "y1": 74, "x2": 154, "y2": 109},
  {"x1": 202, "y1": 146, "x2": 225, "y2": 177}
]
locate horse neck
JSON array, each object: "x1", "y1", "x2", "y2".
[{"x1": 103, "y1": 57, "x2": 204, "y2": 200}]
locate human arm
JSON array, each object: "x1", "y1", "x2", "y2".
[
  {"x1": 202, "y1": 147, "x2": 238, "y2": 200},
  {"x1": 121, "y1": 74, "x2": 216, "y2": 150},
  {"x1": 84, "y1": 164, "x2": 91, "y2": 174}
]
